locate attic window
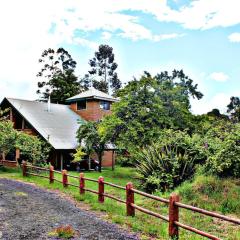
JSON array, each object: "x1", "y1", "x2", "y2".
[
  {"x1": 100, "y1": 101, "x2": 110, "y2": 110},
  {"x1": 77, "y1": 100, "x2": 86, "y2": 110}
]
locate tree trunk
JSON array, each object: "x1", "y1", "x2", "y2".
[
  {"x1": 98, "y1": 152, "x2": 103, "y2": 172},
  {"x1": 112, "y1": 150, "x2": 115, "y2": 171},
  {"x1": 104, "y1": 59, "x2": 109, "y2": 94},
  {"x1": 88, "y1": 156, "x2": 91, "y2": 170}
]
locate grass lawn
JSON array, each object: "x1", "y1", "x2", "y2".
[{"x1": 0, "y1": 166, "x2": 239, "y2": 240}]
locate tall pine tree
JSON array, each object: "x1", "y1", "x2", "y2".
[
  {"x1": 227, "y1": 96, "x2": 240, "y2": 122},
  {"x1": 83, "y1": 44, "x2": 121, "y2": 95}
]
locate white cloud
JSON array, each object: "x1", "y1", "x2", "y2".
[
  {"x1": 73, "y1": 38, "x2": 98, "y2": 49},
  {"x1": 209, "y1": 72, "x2": 229, "y2": 82},
  {"x1": 191, "y1": 93, "x2": 230, "y2": 115},
  {"x1": 102, "y1": 32, "x2": 112, "y2": 40},
  {"x1": 228, "y1": 32, "x2": 240, "y2": 43},
  {"x1": 156, "y1": 0, "x2": 240, "y2": 30},
  {"x1": 153, "y1": 33, "x2": 185, "y2": 41},
  {"x1": 1, "y1": 0, "x2": 240, "y2": 102}
]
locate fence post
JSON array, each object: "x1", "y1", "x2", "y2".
[
  {"x1": 169, "y1": 193, "x2": 180, "y2": 239},
  {"x1": 98, "y1": 176, "x2": 104, "y2": 203},
  {"x1": 49, "y1": 165, "x2": 54, "y2": 184},
  {"x1": 79, "y1": 173, "x2": 85, "y2": 195},
  {"x1": 126, "y1": 182, "x2": 135, "y2": 216},
  {"x1": 62, "y1": 170, "x2": 68, "y2": 187},
  {"x1": 22, "y1": 161, "x2": 27, "y2": 177}
]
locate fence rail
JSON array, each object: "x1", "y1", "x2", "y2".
[
  {"x1": 0, "y1": 160, "x2": 18, "y2": 168},
  {"x1": 21, "y1": 162, "x2": 240, "y2": 240}
]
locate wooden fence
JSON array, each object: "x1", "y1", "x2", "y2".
[
  {"x1": 0, "y1": 160, "x2": 18, "y2": 168},
  {"x1": 22, "y1": 162, "x2": 240, "y2": 240}
]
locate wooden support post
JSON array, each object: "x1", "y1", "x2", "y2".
[
  {"x1": 49, "y1": 165, "x2": 54, "y2": 184},
  {"x1": 98, "y1": 176, "x2": 104, "y2": 203},
  {"x1": 15, "y1": 149, "x2": 20, "y2": 162},
  {"x1": 169, "y1": 193, "x2": 180, "y2": 239},
  {"x1": 22, "y1": 161, "x2": 27, "y2": 177},
  {"x1": 126, "y1": 182, "x2": 135, "y2": 216},
  {"x1": 62, "y1": 170, "x2": 68, "y2": 187},
  {"x1": 111, "y1": 150, "x2": 115, "y2": 171},
  {"x1": 79, "y1": 173, "x2": 85, "y2": 195},
  {"x1": 21, "y1": 118, "x2": 25, "y2": 130},
  {"x1": 60, "y1": 153, "x2": 63, "y2": 171}
]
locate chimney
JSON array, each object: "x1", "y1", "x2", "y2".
[{"x1": 47, "y1": 95, "x2": 51, "y2": 112}]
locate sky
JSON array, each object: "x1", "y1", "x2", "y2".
[{"x1": 0, "y1": 0, "x2": 240, "y2": 114}]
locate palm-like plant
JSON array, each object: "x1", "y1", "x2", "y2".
[{"x1": 136, "y1": 143, "x2": 196, "y2": 193}]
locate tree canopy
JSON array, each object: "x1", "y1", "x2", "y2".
[
  {"x1": 36, "y1": 48, "x2": 81, "y2": 103},
  {"x1": 76, "y1": 121, "x2": 110, "y2": 172},
  {"x1": 227, "y1": 96, "x2": 240, "y2": 122},
  {"x1": 100, "y1": 70, "x2": 203, "y2": 150},
  {"x1": 0, "y1": 121, "x2": 16, "y2": 156},
  {"x1": 83, "y1": 44, "x2": 121, "y2": 95},
  {"x1": 0, "y1": 117, "x2": 50, "y2": 165}
]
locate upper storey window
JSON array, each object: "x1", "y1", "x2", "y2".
[
  {"x1": 77, "y1": 100, "x2": 86, "y2": 110},
  {"x1": 100, "y1": 101, "x2": 110, "y2": 110}
]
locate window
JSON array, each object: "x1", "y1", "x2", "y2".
[
  {"x1": 100, "y1": 101, "x2": 110, "y2": 110},
  {"x1": 77, "y1": 100, "x2": 86, "y2": 110}
]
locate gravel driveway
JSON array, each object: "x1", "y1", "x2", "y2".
[{"x1": 0, "y1": 178, "x2": 139, "y2": 240}]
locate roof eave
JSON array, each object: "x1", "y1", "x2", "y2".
[{"x1": 66, "y1": 96, "x2": 118, "y2": 103}]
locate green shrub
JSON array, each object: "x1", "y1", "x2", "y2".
[
  {"x1": 203, "y1": 121, "x2": 240, "y2": 177},
  {"x1": 135, "y1": 130, "x2": 206, "y2": 193},
  {"x1": 0, "y1": 120, "x2": 17, "y2": 156},
  {"x1": 15, "y1": 132, "x2": 50, "y2": 166},
  {"x1": 116, "y1": 154, "x2": 135, "y2": 167},
  {"x1": 136, "y1": 144, "x2": 199, "y2": 193}
]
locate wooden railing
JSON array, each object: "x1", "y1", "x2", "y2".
[
  {"x1": 0, "y1": 159, "x2": 18, "y2": 168},
  {"x1": 22, "y1": 162, "x2": 240, "y2": 240}
]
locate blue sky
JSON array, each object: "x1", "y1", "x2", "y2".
[{"x1": 0, "y1": 0, "x2": 240, "y2": 114}]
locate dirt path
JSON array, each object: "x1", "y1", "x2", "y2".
[{"x1": 0, "y1": 178, "x2": 139, "y2": 240}]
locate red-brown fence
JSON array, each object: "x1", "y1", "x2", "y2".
[
  {"x1": 0, "y1": 160, "x2": 18, "y2": 168},
  {"x1": 21, "y1": 162, "x2": 240, "y2": 240}
]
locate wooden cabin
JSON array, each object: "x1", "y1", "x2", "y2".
[{"x1": 0, "y1": 88, "x2": 118, "y2": 169}]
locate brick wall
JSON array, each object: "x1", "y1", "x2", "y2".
[
  {"x1": 70, "y1": 100, "x2": 112, "y2": 121},
  {"x1": 90, "y1": 150, "x2": 115, "y2": 167},
  {"x1": 102, "y1": 151, "x2": 115, "y2": 167},
  {"x1": 70, "y1": 99, "x2": 115, "y2": 167}
]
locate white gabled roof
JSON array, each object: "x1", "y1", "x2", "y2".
[
  {"x1": 66, "y1": 87, "x2": 118, "y2": 102},
  {"x1": 5, "y1": 98, "x2": 84, "y2": 150}
]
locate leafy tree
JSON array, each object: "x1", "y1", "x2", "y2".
[
  {"x1": 0, "y1": 116, "x2": 50, "y2": 165},
  {"x1": 202, "y1": 120, "x2": 240, "y2": 177},
  {"x1": 157, "y1": 69, "x2": 203, "y2": 101},
  {"x1": 84, "y1": 44, "x2": 121, "y2": 94},
  {"x1": 100, "y1": 70, "x2": 203, "y2": 152},
  {"x1": 72, "y1": 147, "x2": 86, "y2": 163},
  {"x1": 0, "y1": 121, "x2": 17, "y2": 159},
  {"x1": 0, "y1": 108, "x2": 9, "y2": 121},
  {"x1": 227, "y1": 96, "x2": 240, "y2": 122},
  {"x1": 15, "y1": 132, "x2": 50, "y2": 166},
  {"x1": 76, "y1": 121, "x2": 110, "y2": 172},
  {"x1": 206, "y1": 108, "x2": 228, "y2": 119},
  {"x1": 37, "y1": 48, "x2": 81, "y2": 103}
]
